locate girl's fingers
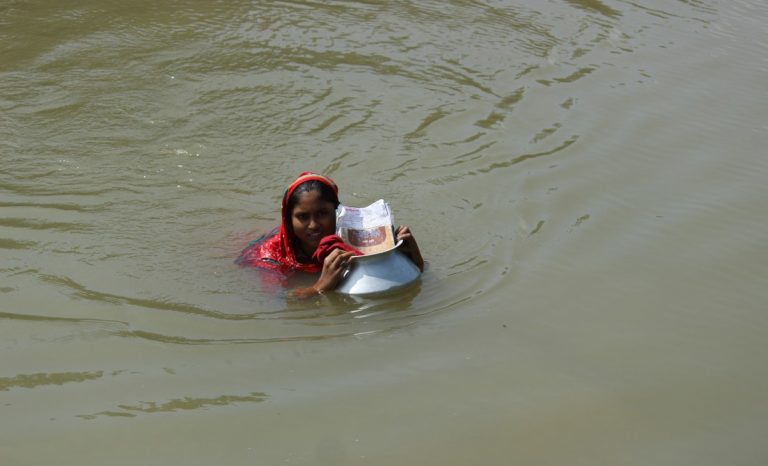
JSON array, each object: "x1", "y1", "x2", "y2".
[
  {"x1": 396, "y1": 225, "x2": 416, "y2": 243},
  {"x1": 338, "y1": 251, "x2": 354, "y2": 266},
  {"x1": 324, "y1": 249, "x2": 354, "y2": 269}
]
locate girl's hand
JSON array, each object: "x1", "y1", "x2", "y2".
[
  {"x1": 396, "y1": 225, "x2": 424, "y2": 272},
  {"x1": 288, "y1": 249, "x2": 355, "y2": 300},
  {"x1": 313, "y1": 248, "x2": 356, "y2": 294}
]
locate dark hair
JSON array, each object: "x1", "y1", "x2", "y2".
[{"x1": 283, "y1": 180, "x2": 340, "y2": 226}]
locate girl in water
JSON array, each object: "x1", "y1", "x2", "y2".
[{"x1": 237, "y1": 172, "x2": 424, "y2": 298}]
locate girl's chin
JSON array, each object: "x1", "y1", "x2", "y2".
[
  {"x1": 302, "y1": 236, "x2": 323, "y2": 251},
  {"x1": 301, "y1": 231, "x2": 333, "y2": 251}
]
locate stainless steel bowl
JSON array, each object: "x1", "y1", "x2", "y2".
[{"x1": 336, "y1": 241, "x2": 421, "y2": 296}]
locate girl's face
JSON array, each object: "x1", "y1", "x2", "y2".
[{"x1": 290, "y1": 190, "x2": 336, "y2": 256}]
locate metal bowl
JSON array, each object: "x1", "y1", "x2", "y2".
[{"x1": 336, "y1": 241, "x2": 421, "y2": 296}]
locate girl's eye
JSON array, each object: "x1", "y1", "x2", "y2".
[{"x1": 296, "y1": 213, "x2": 308, "y2": 221}]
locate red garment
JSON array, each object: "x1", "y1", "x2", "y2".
[
  {"x1": 236, "y1": 172, "x2": 360, "y2": 274},
  {"x1": 311, "y1": 234, "x2": 362, "y2": 263}
]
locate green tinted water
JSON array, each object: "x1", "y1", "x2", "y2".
[{"x1": 2, "y1": 0, "x2": 767, "y2": 464}]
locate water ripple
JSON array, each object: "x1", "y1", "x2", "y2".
[{"x1": 0, "y1": 0, "x2": 743, "y2": 349}]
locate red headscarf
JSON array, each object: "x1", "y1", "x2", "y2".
[{"x1": 236, "y1": 172, "x2": 360, "y2": 274}]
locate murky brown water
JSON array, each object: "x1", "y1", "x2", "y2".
[{"x1": 2, "y1": 0, "x2": 768, "y2": 464}]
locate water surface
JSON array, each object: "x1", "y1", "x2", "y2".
[{"x1": 2, "y1": 0, "x2": 767, "y2": 464}]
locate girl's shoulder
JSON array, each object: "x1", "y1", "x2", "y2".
[{"x1": 235, "y1": 228, "x2": 280, "y2": 267}]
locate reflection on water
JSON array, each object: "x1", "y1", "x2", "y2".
[
  {"x1": 0, "y1": 371, "x2": 104, "y2": 391},
  {"x1": 2, "y1": 0, "x2": 768, "y2": 464},
  {"x1": 77, "y1": 391, "x2": 268, "y2": 420}
]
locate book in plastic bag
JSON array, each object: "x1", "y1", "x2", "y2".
[{"x1": 335, "y1": 199, "x2": 396, "y2": 255}]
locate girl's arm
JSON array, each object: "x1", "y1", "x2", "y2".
[{"x1": 395, "y1": 225, "x2": 424, "y2": 272}]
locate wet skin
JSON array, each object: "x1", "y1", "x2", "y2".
[
  {"x1": 290, "y1": 190, "x2": 336, "y2": 259},
  {"x1": 288, "y1": 190, "x2": 355, "y2": 297}
]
